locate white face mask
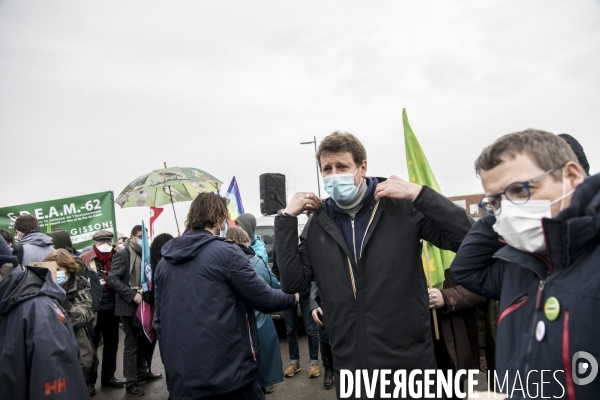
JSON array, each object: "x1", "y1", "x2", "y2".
[
  {"x1": 493, "y1": 171, "x2": 573, "y2": 254},
  {"x1": 96, "y1": 243, "x2": 113, "y2": 253}
]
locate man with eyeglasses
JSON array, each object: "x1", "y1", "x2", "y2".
[{"x1": 451, "y1": 129, "x2": 598, "y2": 398}]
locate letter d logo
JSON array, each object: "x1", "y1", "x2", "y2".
[{"x1": 572, "y1": 351, "x2": 598, "y2": 385}]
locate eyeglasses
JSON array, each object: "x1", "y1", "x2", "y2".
[
  {"x1": 95, "y1": 238, "x2": 112, "y2": 244},
  {"x1": 479, "y1": 165, "x2": 562, "y2": 215}
]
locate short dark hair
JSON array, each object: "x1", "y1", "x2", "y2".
[
  {"x1": 185, "y1": 193, "x2": 229, "y2": 231},
  {"x1": 14, "y1": 214, "x2": 39, "y2": 234},
  {"x1": 475, "y1": 129, "x2": 579, "y2": 180},
  {"x1": 316, "y1": 131, "x2": 367, "y2": 170},
  {"x1": 130, "y1": 225, "x2": 142, "y2": 236},
  {"x1": 150, "y1": 233, "x2": 173, "y2": 269},
  {"x1": 0, "y1": 229, "x2": 14, "y2": 245}
]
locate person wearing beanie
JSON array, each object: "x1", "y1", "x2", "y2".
[
  {"x1": 236, "y1": 213, "x2": 269, "y2": 266},
  {"x1": 13, "y1": 214, "x2": 53, "y2": 266},
  {"x1": 47, "y1": 229, "x2": 86, "y2": 276},
  {"x1": 0, "y1": 235, "x2": 91, "y2": 399}
]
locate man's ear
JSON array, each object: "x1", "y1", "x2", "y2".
[
  {"x1": 565, "y1": 161, "x2": 586, "y2": 189},
  {"x1": 360, "y1": 160, "x2": 368, "y2": 177}
]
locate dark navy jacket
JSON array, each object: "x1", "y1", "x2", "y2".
[
  {"x1": 452, "y1": 173, "x2": 600, "y2": 399},
  {"x1": 154, "y1": 230, "x2": 295, "y2": 400},
  {"x1": 0, "y1": 266, "x2": 90, "y2": 399}
]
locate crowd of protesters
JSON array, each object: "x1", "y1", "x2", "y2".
[{"x1": 0, "y1": 129, "x2": 596, "y2": 400}]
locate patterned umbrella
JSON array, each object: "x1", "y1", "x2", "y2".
[
  {"x1": 115, "y1": 166, "x2": 222, "y2": 235},
  {"x1": 115, "y1": 166, "x2": 222, "y2": 208}
]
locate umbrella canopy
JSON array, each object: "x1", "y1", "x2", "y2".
[{"x1": 115, "y1": 167, "x2": 222, "y2": 208}]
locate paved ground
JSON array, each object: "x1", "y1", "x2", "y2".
[
  {"x1": 93, "y1": 322, "x2": 487, "y2": 399},
  {"x1": 93, "y1": 322, "x2": 336, "y2": 400}
]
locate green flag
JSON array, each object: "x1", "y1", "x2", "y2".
[{"x1": 403, "y1": 108, "x2": 455, "y2": 289}]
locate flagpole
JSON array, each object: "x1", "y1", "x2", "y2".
[{"x1": 423, "y1": 241, "x2": 440, "y2": 340}]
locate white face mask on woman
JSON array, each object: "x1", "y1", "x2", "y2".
[{"x1": 493, "y1": 170, "x2": 574, "y2": 254}]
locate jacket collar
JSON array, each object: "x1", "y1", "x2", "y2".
[
  {"x1": 316, "y1": 177, "x2": 385, "y2": 268},
  {"x1": 542, "y1": 172, "x2": 600, "y2": 272},
  {"x1": 325, "y1": 177, "x2": 380, "y2": 217}
]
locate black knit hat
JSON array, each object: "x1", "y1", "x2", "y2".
[
  {"x1": 559, "y1": 133, "x2": 590, "y2": 176},
  {"x1": 0, "y1": 235, "x2": 18, "y2": 265}
]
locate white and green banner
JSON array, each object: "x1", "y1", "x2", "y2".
[{"x1": 0, "y1": 191, "x2": 117, "y2": 250}]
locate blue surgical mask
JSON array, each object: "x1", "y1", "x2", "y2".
[
  {"x1": 323, "y1": 169, "x2": 361, "y2": 203},
  {"x1": 56, "y1": 270, "x2": 67, "y2": 285}
]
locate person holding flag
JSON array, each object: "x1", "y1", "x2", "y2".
[
  {"x1": 108, "y1": 225, "x2": 162, "y2": 396},
  {"x1": 403, "y1": 109, "x2": 485, "y2": 393},
  {"x1": 274, "y1": 129, "x2": 473, "y2": 397}
]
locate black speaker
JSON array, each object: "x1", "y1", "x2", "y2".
[{"x1": 260, "y1": 173, "x2": 286, "y2": 215}]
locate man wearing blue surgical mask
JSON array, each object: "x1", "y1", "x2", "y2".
[
  {"x1": 451, "y1": 129, "x2": 598, "y2": 398},
  {"x1": 275, "y1": 131, "x2": 473, "y2": 397}
]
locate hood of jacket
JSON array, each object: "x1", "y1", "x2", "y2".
[
  {"x1": 47, "y1": 229, "x2": 74, "y2": 254},
  {"x1": 161, "y1": 230, "x2": 224, "y2": 265},
  {"x1": 0, "y1": 266, "x2": 65, "y2": 320},
  {"x1": 234, "y1": 243, "x2": 255, "y2": 258},
  {"x1": 18, "y1": 231, "x2": 53, "y2": 247},
  {"x1": 543, "y1": 172, "x2": 600, "y2": 271}
]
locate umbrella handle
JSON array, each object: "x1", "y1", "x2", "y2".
[{"x1": 166, "y1": 185, "x2": 181, "y2": 236}]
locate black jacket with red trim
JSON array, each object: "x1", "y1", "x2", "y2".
[{"x1": 451, "y1": 173, "x2": 600, "y2": 399}]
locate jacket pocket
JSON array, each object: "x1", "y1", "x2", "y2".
[
  {"x1": 497, "y1": 295, "x2": 528, "y2": 327},
  {"x1": 246, "y1": 314, "x2": 257, "y2": 362}
]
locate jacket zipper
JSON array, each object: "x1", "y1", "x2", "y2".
[
  {"x1": 245, "y1": 314, "x2": 257, "y2": 361},
  {"x1": 497, "y1": 295, "x2": 529, "y2": 326},
  {"x1": 346, "y1": 201, "x2": 379, "y2": 300},
  {"x1": 525, "y1": 274, "x2": 553, "y2": 376},
  {"x1": 535, "y1": 280, "x2": 546, "y2": 309},
  {"x1": 562, "y1": 310, "x2": 575, "y2": 400},
  {"x1": 351, "y1": 219, "x2": 357, "y2": 265}
]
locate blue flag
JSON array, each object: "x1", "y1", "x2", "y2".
[{"x1": 140, "y1": 220, "x2": 152, "y2": 291}]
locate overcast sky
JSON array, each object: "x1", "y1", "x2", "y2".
[{"x1": 1, "y1": 0, "x2": 599, "y2": 236}]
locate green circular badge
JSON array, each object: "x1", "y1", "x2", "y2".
[{"x1": 544, "y1": 297, "x2": 561, "y2": 321}]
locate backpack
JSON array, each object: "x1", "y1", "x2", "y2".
[{"x1": 85, "y1": 268, "x2": 102, "y2": 312}]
